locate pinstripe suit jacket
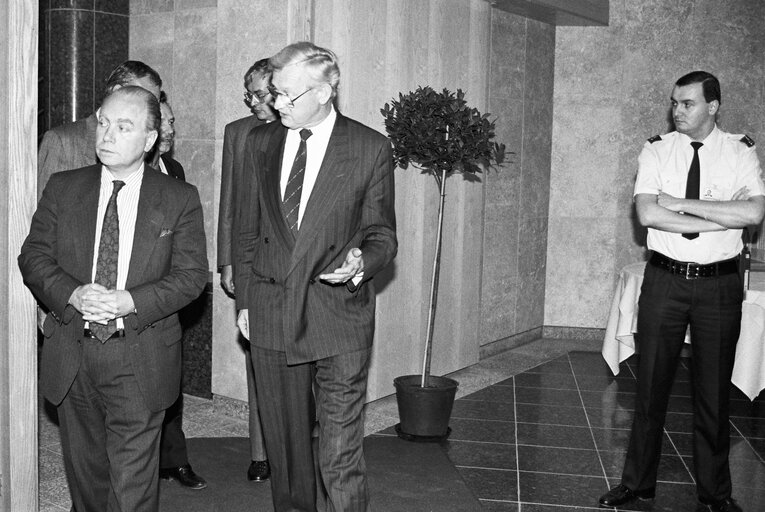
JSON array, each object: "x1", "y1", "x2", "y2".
[
  {"x1": 18, "y1": 165, "x2": 208, "y2": 412},
  {"x1": 235, "y1": 114, "x2": 397, "y2": 364}
]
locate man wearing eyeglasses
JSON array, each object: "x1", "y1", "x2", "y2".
[
  {"x1": 235, "y1": 42, "x2": 397, "y2": 512},
  {"x1": 217, "y1": 58, "x2": 277, "y2": 483}
]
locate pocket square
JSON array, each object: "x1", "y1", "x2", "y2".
[{"x1": 159, "y1": 228, "x2": 174, "y2": 238}]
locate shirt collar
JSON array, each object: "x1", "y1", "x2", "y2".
[
  {"x1": 101, "y1": 163, "x2": 145, "y2": 189},
  {"x1": 288, "y1": 105, "x2": 337, "y2": 140}
]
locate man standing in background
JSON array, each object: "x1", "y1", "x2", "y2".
[{"x1": 217, "y1": 57, "x2": 278, "y2": 483}]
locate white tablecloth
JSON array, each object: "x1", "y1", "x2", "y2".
[{"x1": 602, "y1": 262, "x2": 765, "y2": 401}]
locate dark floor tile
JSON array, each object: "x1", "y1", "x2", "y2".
[
  {"x1": 682, "y1": 455, "x2": 765, "y2": 491},
  {"x1": 613, "y1": 480, "x2": 698, "y2": 512},
  {"x1": 521, "y1": 505, "x2": 605, "y2": 511},
  {"x1": 447, "y1": 417, "x2": 515, "y2": 444},
  {"x1": 585, "y1": 405, "x2": 634, "y2": 431},
  {"x1": 526, "y1": 359, "x2": 573, "y2": 375},
  {"x1": 518, "y1": 471, "x2": 609, "y2": 508},
  {"x1": 580, "y1": 389, "x2": 636, "y2": 411},
  {"x1": 730, "y1": 416, "x2": 765, "y2": 438},
  {"x1": 463, "y1": 385, "x2": 516, "y2": 404},
  {"x1": 729, "y1": 486, "x2": 765, "y2": 511},
  {"x1": 479, "y1": 500, "x2": 519, "y2": 511},
  {"x1": 729, "y1": 398, "x2": 765, "y2": 419},
  {"x1": 576, "y1": 375, "x2": 638, "y2": 394},
  {"x1": 514, "y1": 372, "x2": 577, "y2": 390},
  {"x1": 443, "y1": 440, "x2": 516, "y2": 470},
  {"x1": 517, "y1": 445, "x2": 602, "y2": 477},
  {"x1": 747, "y1": 437, "x2": 765, "y2": 459},
  {"x1": 591, "y1": 427, "x2": 632, "y2": 452},
  {"x1": 568, "y1": 354, "x2": 614, "y2": 376},
  {"x1": 457, "y1": 467, "x2": 517, "y2": 501},
  {"x1": 516, "y1": 422, "x2": 596, "y2": 450},
  {"x1": 515, "y1": 403, "x2": 589, "y2": 427},
  {"x1": 514, "y1": 386, "x2": 582, "y2": 407},
  {"x1": 600, "y1": 450, "x2": 692, "y2": 483},
  {"x1": 452, "y1": 399, "x2": 515, "y2": 421},
  {"x1": 666, "y1": 432, "x2": 757, "y2": 460}
]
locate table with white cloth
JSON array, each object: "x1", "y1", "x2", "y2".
[{"x1": 601, "y1": 261, "x2": 765, "y2": 401}]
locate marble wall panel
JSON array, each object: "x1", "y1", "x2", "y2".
[
  {"x1": 128, "y1": 13, "x2": 174, "y2": 95},
  {"x1": 96, "y1": 0, "x2": 129, "y2": 14},
  {"x1": 174, "y1": 139, "x2": 216, "y2": 263},
  {"x1": 173, "y1": 8, "x2": 216, "y2": 140},
  {"x1": 130, "y1": 0, "x2": 173, "y2": 14}
]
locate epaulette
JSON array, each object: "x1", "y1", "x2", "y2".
[
  {"x1": 740, "y1": 135, "x2": 755, "y2": 147},
  {"x1": 647, "y1": 135, "x2": 662, "y2": 144}
]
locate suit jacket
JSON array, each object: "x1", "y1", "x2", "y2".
[
  {"x1": 235, "y1": 114, "x2": 397, "y2": 364},
  {"x1": 160, "y1": 154, "x2": 186, "y2": 181},
  {"x1": 18, "y1": 165, "x2": 208, "y2": 412},
  {"x1": 217, "y1": 115, "x2": 265, "y2": 269},
  {"x1": 38, "y1": 113, "x2": 99, "y2": 195}
]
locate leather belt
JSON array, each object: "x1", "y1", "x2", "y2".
[
  {"x1": 649, "y1": 252, "x2": 738, "y2": 280},
  {"x1": 83, "y1": 328, "x2": 125, "y2": 340}
]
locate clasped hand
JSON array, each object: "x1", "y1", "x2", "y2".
[{"x1": 69, "y1": 283, "x2": 135, "y2": 325}]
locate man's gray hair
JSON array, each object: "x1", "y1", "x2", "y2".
[{"x1": 269, "y1": 42, "x2": 340, "y2": 99}]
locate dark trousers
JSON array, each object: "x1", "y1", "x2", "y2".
[
  {"x1": 58, "y1": 335, "x2": 165, "y2": 512},
  {"x1": 251, "y1": 345, "x2": 371, "y2": 512},
  {"x1": 159, "y1": 393, "x2": 188, "y2": 468},
  {"x1": 621, "y1": 261, "x2": 742, "y2": 503},
  {"x1": 245, "y1": 344, "x2": 268, "y2": 461}
]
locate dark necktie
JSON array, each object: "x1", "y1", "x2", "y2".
[
  {"x1": 282, "y1": 129, "x2": 313, "y2": 234},
  {"x1": 90, "y1": 180, "x2": 125, "y2": 342},
  {"x1": 682, "y1": 141, "x2": 703, "y2": 240}
]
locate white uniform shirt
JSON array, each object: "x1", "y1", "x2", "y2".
[{"x1": 634, "y1": 126, "x2": 765, "y2": 263}]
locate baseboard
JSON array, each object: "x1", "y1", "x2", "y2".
[{"x1": 480, "y1": 325, "x2": 606, "y2": 360}]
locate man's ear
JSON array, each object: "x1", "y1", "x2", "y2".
[
  {"x1": 144, "y1": 130, "x2": 159, "y2": 153},
  {"x1": 315, "y1": 83, "x2": 334, "y2": 106},
  {"x1": 709, "y1": 100, "x2": 720, "y2": 115}
]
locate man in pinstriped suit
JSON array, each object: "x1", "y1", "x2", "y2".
[{"x1": 235, "y1": 42, "x2": 397, "y2": 512}]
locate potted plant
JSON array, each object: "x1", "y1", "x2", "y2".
[{"x1": 381, "y1": 86, "x2": 505, "y2": 441}]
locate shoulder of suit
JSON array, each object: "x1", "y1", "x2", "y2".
[
  {"x1": 341, "y1": 115, "x2": 388, "y2": 142},
  {"x1": 226, "y1": 114, "x2": 265, "y2": 133}
]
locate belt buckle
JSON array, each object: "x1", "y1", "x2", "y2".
[{"x1": 686, "y1": 263, "x2": 698, "y2": 280}]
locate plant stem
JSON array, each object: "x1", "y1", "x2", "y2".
[{"x1": 421, "y1": 166, "x2": 448, "y2": 388}]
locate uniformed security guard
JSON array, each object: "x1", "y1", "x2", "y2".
[{"x1": 599, "y1": 71, "x2": 765, "y2": 512}]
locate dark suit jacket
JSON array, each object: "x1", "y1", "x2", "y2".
[
  {"x1": 37, "y1": 113, "x2": 99, "y2": 195},
  {"x1": 18, "y1": 165, "x2": 208, "y2": 412},
  {"x1": 217, "y1": 115, "x2": 265, "y2": 269},
  {"x1": 235, "y1": 114, "x2": 397, "y2": 364},
  {"x1": 160, "y1": 154, "x2": 186, "y2": 181}
]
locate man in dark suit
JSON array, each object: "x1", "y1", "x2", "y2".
[
  {"x1": 38, "y1": 61, "x2": 207, "y2": 490},
  {"x1": 19, "y1": 86, "x2": 208, "y2": 511},
  {"x1": 217, "y1": 58, "x2": 277, "y2": 482},
  {"x1": 235, "y1": 42, "x2": 397, "y2": 512}
]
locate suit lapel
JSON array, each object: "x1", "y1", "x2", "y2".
[
  {"x1": 72, "y1": 166, "x2": 102, "y2": 281},
  {"x1": 126, "y1": 170, "x2": 165, "y2": 288},
  {"x1": 260, "y1": 126, "x2": 295, "y2": 250},
  {"x1": 290, "y1": 116, "x2": 356, "y2": 273}
]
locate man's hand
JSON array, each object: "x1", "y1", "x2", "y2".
[
  {"x1": 220, "y1": 264, "x2": 235, "y2": 296},
  {"x1": 237, "y1": 309, "x2": 249, "y2": 340},
  {"x1": 732, "y1": 186, "x2": 751, "y2": 201},
  {"x1": 657, "y1": 191, "x2": 684, "y2": 212},
  {"x1": 319, "y1": 248, "x2": 364, "y2": 284},
  {"x1": 69, "y1": 284, "x2": 135, "y2": 325}
]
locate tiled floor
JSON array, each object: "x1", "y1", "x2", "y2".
[{"x1": 38, "y1": 338, "x2": 765, "y2": 511}]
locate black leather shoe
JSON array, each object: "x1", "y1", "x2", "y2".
[
  {"x1": 701, "y1": 497, "x2": 743, "y2": 512},
  {"x1": 247, "y1": 459, "x2": 270, "y2": 482},
  {"x1": 159, "y1": 464, "x2": 208, "y2": 490},
  {"x1": 599, "y1": 484, "x2": 654, "y2": 507}
]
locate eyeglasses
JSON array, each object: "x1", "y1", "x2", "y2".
[
  {"x1": 244, "y1": 89, "x2": 271, "y2": 105},
  {"x1": 266, "y1": 85, "x2": 314, "y2": 109}
]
